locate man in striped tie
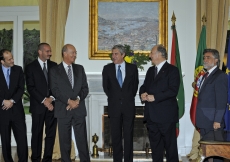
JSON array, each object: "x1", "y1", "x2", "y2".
[
  {"x1": 50, "y1": 44, "x2": 90, "y2": 162},
  {"x1": 102, "y1": 44, "x2": 139, "y2": 162}
]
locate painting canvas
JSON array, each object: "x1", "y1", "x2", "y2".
[
  {"x1": 89, "y1": 0, "x2": 168, "y2": 60},
  {"x1": 98, "y1": 2, "x2": 159, "y2": 51}
]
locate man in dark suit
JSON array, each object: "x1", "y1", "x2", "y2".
[
  {"x1": 0, "y1": 49, "x2": 28, "y2": 162},
  {"x1": 25, "y1": 43, "x2": 57, "y2": 162},
  {"x1": 50, "y1": 44, "x2": 90, "y2": 162},
  {"x1": 196, "y1": 49, "x2": 227, "y2": 162},
  {"x1": 102, "y1": 44, "x2": 139, "y2": 162},
  {"x1": 139, "y1": 44, "x2": 180, "y2": 162}
]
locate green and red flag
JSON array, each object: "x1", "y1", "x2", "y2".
[
  {"x1": 170, "y1": 24, "x2": 185, "y2": 136},
  {"x1": 190, "y1": 25, "x2": 206, "y2": 126}
]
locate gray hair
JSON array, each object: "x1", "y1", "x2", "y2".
[
  {"x1": 156, "y1": 44, "x2": 167, "y2": 59},
  {"x1": 203, "y1": 49, "x2": 220, "y2": 67},
  {"x1": 112, "y1": 44, "x2": 125, "y2": 55}
]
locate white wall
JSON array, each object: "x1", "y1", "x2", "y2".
[
  {"x1": 168, "y1": 0, "x2": 197, "y2": 155},
  {"x1": 65, "y1": 0, "x2": 197, "y2": 155}
]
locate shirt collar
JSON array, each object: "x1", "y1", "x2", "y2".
[
  {"x1": 115, "y1": 61, "x2": 125, "y2": 69},
  {"x1": 1, "y1": 64, "x2": 11, "y2": 73},
  {"x1": 156, "y1": 60, "x2": 167, "y2": 72},
  {"x1": 63, "y1": 61, "x2": 72, "y2": 69},
  {"x1": 207, "y1": 65, "x2": 217, "y2": 75},
  {"x1": 38, "y1": 57, "x2": 47, "y2": 65}
]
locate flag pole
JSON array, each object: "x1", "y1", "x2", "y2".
[
  {"x1": 170, "y1": 11, "x2": 185, "y2": 137},
  {"x1": 187, "y1": 13, "x2": 207, "y2": 161},
  {"x1": 171, "y1": 11, "x2": 176, "y2": 25},
  {"x1": 202, "y1": 14, "x2": 206, "y2": 25}
]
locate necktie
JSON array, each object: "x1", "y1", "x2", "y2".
[
  {"x1": 6, "y1": 69, "x2": 10, "y2": 89},
  {"x1": 68, "y1": 65, "x2": 73, "y2": 87},
  {"x1": 43, "y1": 63, "x2": 48, "y2": 83},
  {"x1": 154, "y1": 66, "x2": 158, "y2": 78},
  {"x1": 199, "y1": 72, "x2": 209, "y2": 91},
  {"x1": 117, "y1": 65, "x2": 122, "y2": 88},
  {"x1": 202, "y1": 72, "x2": 209, "y2": 82}
]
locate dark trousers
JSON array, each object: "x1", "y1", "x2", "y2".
[
  {"x1": 146, "y1": 118, "x2": 178, "y2": 162},
  {"x1": 31, "y1": 110, "x2": 57, "y2": 162},
  {"x1": 57, "y1": 115, "x2": 90, "y2": 162},
  {"x1": 200, "y1": 129, "x2": 224, "y2": 162},
  {"x1": 0, "y1": 117, "x2": 28, "y2": 162},
  {"x1": 110, "y1": 115, "x2": 134, "y2": 162}
]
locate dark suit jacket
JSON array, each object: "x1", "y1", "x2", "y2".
[
  {"x1": 50, "y1": 63, "x2": 89, "y2": 118},
  {"x1": 25, "y1": 59, "x2": 57, "y2": 114},
  {"x1": 139, "y1": 62, "x2": 180, "y2": 123},
  {"x1": 102, "y1": 62, "x2": 139, "y2": 117},
  {"x1": 196, "y1": 67, "x2": 227, "y2": 130},
  {"x1": 0, "y1": 65, "x2": 25, "y2": 123}
]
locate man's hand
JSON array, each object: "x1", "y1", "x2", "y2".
[
  {"x1": 2, "y1": 100, "x2": 13, "y2": 110},
  {"x1": 213, "y1": 122, "x2": 221, "y2": 130},
  {"x1": 141, "y1": 92, "x2": 148, "y2": 101},
  {"x1": 146, "y1": 95, "x2": 155, "y2": 102},
  {"x1": 66, "y1": 99, "x2": 79, "y2": 110},
  {"x1": 44, "y1": 97, "x2": 53, "y2": 110}
]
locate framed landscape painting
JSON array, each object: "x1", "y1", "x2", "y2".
[{"x1": 89, "y1": 0, "x2": 168, "y2": 60}]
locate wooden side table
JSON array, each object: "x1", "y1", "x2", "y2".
[{"x1": 198, "y1": 141, "x2": 230, "y2": 161}]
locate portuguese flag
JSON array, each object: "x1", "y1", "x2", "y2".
[
  {"x1": 170, "y1": 24, "x2": 185, "y2": 136},
  {"x1": 190, "y1": 25, "x2": 206, "y2": 126}
]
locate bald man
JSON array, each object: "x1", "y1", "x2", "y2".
[{"x1": 50, "y1": 44, "x2": 90, "y2": 162}]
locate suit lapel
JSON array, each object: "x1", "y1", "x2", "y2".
[
  {"x1": 112, "y1": 63, "x2": 121, "y2": 88},
  {"x1": 122, "y1": 62, "x2": 129, "y2": 87},
  {"x1": 72, "y1": 64, "x2": 80, "y2": 89},
  {"x1": 199, "y1": 67, "x2": 218, "y2": 93},
  {"x1": 0, "y1": 66, "x2": 8, "y2": 91},
  {"x1": 58, "y1": 63, "x2": 72, "y2": 88},
  {"x1": 154, "y1": 62, "x2": 168, "y2": 82},
  {"x1": 9, "y1": 66, "x2": 18, "y2": 91},
  {"x1": 35, "y1": 59, "x2": 47, "y2": 82}
]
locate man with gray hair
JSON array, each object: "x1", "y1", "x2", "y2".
[
  {"x1": 196, "y1": 49, "x2": 227, "y2": 162},
  {"x1": 103, "y1": 44, "x2": 139, "y2": 162}
]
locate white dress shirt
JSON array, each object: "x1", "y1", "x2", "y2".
[{"x1": 115, "y1": 61, "x2": 126, "y2": 82}]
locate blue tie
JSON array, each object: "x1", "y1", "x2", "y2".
[
  {"x1": 117, "y1": 65, "x2": 122, "y2": 87},
  {"x1": 6, "y1": 69, "x2": 10, "y2": 88}
]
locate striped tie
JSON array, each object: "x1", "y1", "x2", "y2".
[{"x1": 67, "y1": 65, "x2": 73, "y2": 87}]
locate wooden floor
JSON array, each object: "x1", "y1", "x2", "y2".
[{"x1": 0, "y1": 147, "x2": 229, "y2": 162}]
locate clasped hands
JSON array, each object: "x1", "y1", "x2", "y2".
[
  {"x1": 2, "y1": 100, "x2": 13, "y2": 110},
  {"x1": 44, "y1": 97, "x2": 54, "y2": 111},
  {"x1": 66, "y1": 99, "x2": 79, "y2": 111},
  {"x1": 141, "y1": 92, "x2": 155, "y2": 102}
]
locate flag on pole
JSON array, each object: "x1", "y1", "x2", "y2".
[
  {"x1": 225, "y1": 34, "x2": 230, "y2": 140},
  {"x1": 190, "y1": 25, "x2": 206, "y2": 126},
  {"x1": 170, "y1": 23, "x2": 185, "y2": 136}
]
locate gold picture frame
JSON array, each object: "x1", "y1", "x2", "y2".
[{"x1": 89, "y1": 0, "x2": 168, "y2": 60}]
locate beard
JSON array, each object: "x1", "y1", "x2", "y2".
[{"x1": 203, "y1": 62, "x2": 214, "y2": 70}]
